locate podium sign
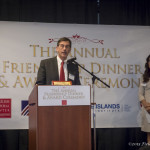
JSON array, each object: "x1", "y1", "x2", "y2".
[{"x1": 38, "y1": 85, "x2": 90, "y2": 106}]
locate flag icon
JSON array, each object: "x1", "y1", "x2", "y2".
[{"x1": 21, "y1": 100, "x2": 29, "y2": 116}]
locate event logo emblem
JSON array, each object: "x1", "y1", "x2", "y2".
[
  {"x1": 62, "y1": 100, "x2": 67, "y2": 106},
  {"x1": 0, "y1": 99, "x2": 11, "y2": 118},
  {"x1": 49, "y1": 34, "x2": 104, "y2": 45},
  {"x1": 21, "y1": 100, "x2": 29, "y2": 116}
]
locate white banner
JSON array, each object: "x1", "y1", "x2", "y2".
[{"x1": 0, "y1": 21, "x2": 149, "y2": 129}]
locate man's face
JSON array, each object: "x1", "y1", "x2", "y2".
[{"x1": 56, "y1": 41, "x2": 71, "y2": 61}]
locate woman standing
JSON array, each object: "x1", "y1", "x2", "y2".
[{"x1": 139, "y1": 54, "x2": 150, "y2": 143}]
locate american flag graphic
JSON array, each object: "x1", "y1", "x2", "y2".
[{"x1": 21, "y1": 100, "x2": 29, "y2": 116}]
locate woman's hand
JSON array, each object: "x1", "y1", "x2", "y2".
[{"x1": 141, "y1": 100, "x2": 150, "y2": 113}]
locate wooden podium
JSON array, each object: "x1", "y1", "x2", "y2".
[{"x1": 29, "y1": 85, "x2": 91, "y2": 150}]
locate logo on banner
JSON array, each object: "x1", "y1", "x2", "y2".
[
  {"x1": 91, "y1": 103, "x2": 122, "y2": 112},
  {"x1": 123, "y1": 104, "x2": 132, "y2": 112},
  {"x1": 91, "y1": 103, "x2": 132, "y2": 113},
  {"x1": 21, "y1": 100, "x2": 29, "y2": 116},
  {"x1": 49, "y1": 34, "x2": 104, "y2": 45},
  {"x1": 0, "y1": 99, "x2": 11, "y2": 118},
  {"x1": 62, "y1": 100, "x2": 67, "y2": 106}
]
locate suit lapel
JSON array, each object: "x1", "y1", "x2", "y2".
[
  {"x1": 52, "y1": 57, "x2": 59, "y2": 81},
  {"x1": 47, "y1": 57, "x2": 59, "y2": 82}
]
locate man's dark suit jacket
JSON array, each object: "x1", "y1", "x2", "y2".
[{"x1": 36, "y1": 57, "x2": 81, "y2": 85}]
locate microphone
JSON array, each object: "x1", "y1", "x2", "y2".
[{"x1": 67, "y1": 57, "x2": 76, "y2": 63}]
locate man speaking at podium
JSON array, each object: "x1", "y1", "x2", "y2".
[{"x1": 36, "y1": 37, "x2": 81, "y2": 85}]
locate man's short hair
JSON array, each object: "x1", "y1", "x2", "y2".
[{"x1": 57, "y1": 37, "x2": 72, "y2": 48}]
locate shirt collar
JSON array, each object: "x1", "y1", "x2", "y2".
[{"x1": 57, "y1": 55, "x2": 67, "y2": 64}]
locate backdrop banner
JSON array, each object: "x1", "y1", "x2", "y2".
[{"x1": 0, "y1": 21, "x2": 149, "y2": 129}]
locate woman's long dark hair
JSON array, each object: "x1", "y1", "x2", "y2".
[{"x1": 143, "y1": 55, "x2": 150, "y2": 83}]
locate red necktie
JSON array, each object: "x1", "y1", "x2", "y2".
[{"x1": 60, "y1": 61, "x2": 65, "y2": 81}]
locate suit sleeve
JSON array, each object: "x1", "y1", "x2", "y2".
[
  {"x1": 75, "y1": 65, "x2": 81, "y2": 85},
  {"x1": 36, "y1": 60, "x2": 46, "y2": 85},
  {"x1": 72, "y1": 63, "x2": 81, "y2": 85}
]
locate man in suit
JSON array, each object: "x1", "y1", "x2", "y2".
[{"x1": 36, "y1": 37, "x2": 81, "y2": 85}]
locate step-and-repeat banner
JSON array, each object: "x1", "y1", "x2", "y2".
[{"x1": 0, "y1": 21, "x2": 150, "y2": 129}]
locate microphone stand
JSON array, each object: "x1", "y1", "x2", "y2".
[{"x1": 73, "y1": 60, "x2": 110, "y2": 150}]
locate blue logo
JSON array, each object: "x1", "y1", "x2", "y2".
[
  {"x1": 123, "y1": 104, "x2": 131, "y2": 112},
  {"x1": 91, "y1": 103, "x2": 122, "y2": 112}
]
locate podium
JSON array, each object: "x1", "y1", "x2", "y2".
[{"x1": 29, "y1": 85, "x2": 91, "y2": 150}]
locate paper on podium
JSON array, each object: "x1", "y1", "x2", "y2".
[{"x1": 38, "y1": 85, "x2": 91, "y2": 106}]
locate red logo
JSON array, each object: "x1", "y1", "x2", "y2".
[
  {"x1": 62, "y1": 100, "x2": 67, "y2": 106},
  {"x1": 0, "y1": 99, "x2": 11, "y2": 118},
  {"x1": 49, "y1": 35, "x2": 104, "y2": 45}
]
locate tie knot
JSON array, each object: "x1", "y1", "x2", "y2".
[{"x1": 61, "y1": 61, "x2": 64, "y2": 65}]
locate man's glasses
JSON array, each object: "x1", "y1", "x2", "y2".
[{"x1": 58, "y1": 44, "x2": 71, "y2": 49}]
